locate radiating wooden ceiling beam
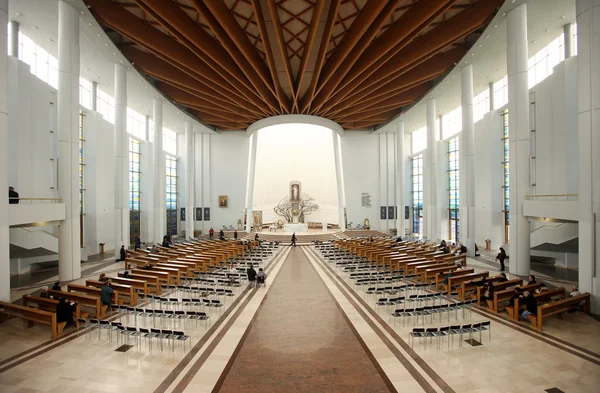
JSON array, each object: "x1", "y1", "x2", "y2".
[
  {"x1": 334, "y1": 0, "x2": 456, "y2": 97},
  {"x1": 298, "y1": 0, "x2": 341, "y2": 114},
  {"x1": 309, "y1": 0, "x2": 403, "y2": 113},
  {"x1": 251, "y1": 0, "x2": 291, "y2": 113},
  {"x1": 193, "y1": 0, "x2": 281, "y2": 114},
  {"x1": 86, "y1": 0, "x2": 269, "y2": 116},
  {"x1": 294, "y1": 0, "x2": 325, "y2": 108},
  {"x1": 328, "y1": 0, "x2": 503, "y2": 110},
  {"x1": 266, "y1": 0, "x2": 297, "y2": 111}
]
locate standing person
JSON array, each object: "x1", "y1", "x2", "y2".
[
  {"x1": 209, "y1": 227, "x2": 215, "y2": 239},
  {"x1": 521, "y1": 291, "x2": 538, "y2": 322},
  {"x1": 291, "y1": 232, "x2": 296, "y2": 247},
  {"x1": 100, "y1": 280, "x2": 114, "y2": 311},
  {"x1": 56, "y1": 297, "x2": 76, "y2": 327},
  {"x1": 134, "y1": 236, "x2": 141, "y2": 251},
  {"x1": 116, "y1": 245, "x2": 127, "y2": 262},
  {"x1": 234, "y1": 230, "x2": 238, "y2": 240},
  {"x1": 219, "y1": 229, "x2": 225, "y2": 240},
  {"x1": 8, "y1": 186, "x2": 19, "y2": 204},
  {"x1": 247, "y1": 265, "x2": 257, "y2": 287},
  {"x1": 496, "y1": 247, "x2": 507, "y2": 271}
]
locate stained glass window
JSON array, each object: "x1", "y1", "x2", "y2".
[
  {"x1": 166, "y1": 155, "x2": 178, "y2": 236},
  {"x1": 448, "y1": 136, "x2": 460, "y2": 242},
  {"x1": 129, "y1": 137, "x2": 141, "y2": 244},
  {"x1": 502, "y1": 110, "x2": 510, "y2": 243},
  {"x1": 79, "y1": 112, "x2": 85, "y2": 248},
  {"x1": 412, "y1": 155, "x2": 424, "y2": 235}
]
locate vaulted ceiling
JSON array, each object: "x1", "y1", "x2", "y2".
[{"x1": 84, "y1": 0, "x2": 503, "y2": 131}]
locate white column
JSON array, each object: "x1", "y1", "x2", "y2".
[
  {"x1": 185, "y1": 121, "x2": 195, "y2": 239},
  {"x1": 245, "y1": 132, "x2": 258, "y2": 233},
  {"x1": 153, "y1": 98, "x2": 165, "y2": 244},
  {"x1": 507, "y1": 4, "x2": 531, "y2": 276},
  {"x1": 461, "y1": 64, "x2": 476, "y2": 256},
  {"x1": 113, "y1": 64, "x2": 128, "y2": 255},
  {"x1": 57, "y1": 0, "x2": 81, "y2": 281},
  {"x1": 576, "y1": 0, "x2": 600, "y2": 312},
  {"x1": 564, "y1": 23, "x2": 574, "y2": 59},
  {"x1": 379, "y1": 134, "x2": 388, "y2": 232},
  {"x1": 395, "y1": 122, "x2": 406, "y2": 237},
  {"x1": 425, "y1": 98, "x2": 438, "y2": 242},
  {"x1": 488, "y1": 82, "x2": 495, "y2": 112},
  {"x1": 142, "y1": 115, "x2": 154, "y2": 244},
  {"x1": 0, "y1": 0, "x2": 10, "y2": 301},
  {"x1": 202, "y1": 134, "x2": 211, "y2": 232},
  {"x1": 8, "y1": 20, "x2": 18, "y2": 57},
  {"x1": 332, "y1": 130, "x2": 345, "y2": 230},
  {"x1": 91, "y1": 81, "x2": 98, "y2": 112}
]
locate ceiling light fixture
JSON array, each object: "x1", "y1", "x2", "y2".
[
  {"x1": 112, "y1": 52, "x2": 116, "y2": 55},
  {"x1": 48, "y1": 38, "x2": 54, "y2": 43},
  {"x1": 80, "y1": 11, "x2": 85, "y2": 15},
  {"x1": 502, "y1": 13, "x2": 506, "y2": 17},
  {"x1": 32, "y1": 26, "x2": 38, "y2": 31},
  {"x1": 16, "y1": 12, "x2": 23, "y2": 17},
  {"x1": 560, "y1": 15, "x2": 566, "y2": 20},
  {"x1": 494, "y1": 24, "x2": 498, "y2": 28},
  {"x1": 486, "y1": 35, "x2": 490, "y2": 39},
  {"x1": 88, "y1": 22, "x2": 92, "y2": 27},
  {"x1": 545, "y1": 28, "x2": 550, "y2": 32},
  {"x1": 85, "y1": 67, "x2": 90, "y2": 71}
]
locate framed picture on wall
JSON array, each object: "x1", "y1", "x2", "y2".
[
  {"x1": 405, "y1": 206, "x2": 409, "y2": 219},
  {"x1": 180, "y1": 207, "x2": 186, "y2": 222},
  {"x1": 204, "y1": 207, "x2": 210, "y2": 221},
  {"x1": 380, "y1": 206, "x2": 387, "y2": 220},
  {"x1": 196, "y1": 207, "x2": 203, "y2": 221},
  {"x1": 219, "y1": 195, "x2": 228, "y2": 208},
  {"x1": 388, "y1": 206, "x2": 395, "y2": 220}
]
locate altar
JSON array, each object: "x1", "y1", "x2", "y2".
[{"x1": 284, "y1": 223, "x2": 308, "y2": 233}]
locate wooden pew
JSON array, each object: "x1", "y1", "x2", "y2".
[
  {"x1": 490, "y1": 283, "x2": 541, "y2": 313},
  {"x1": 119, "y1": 273, "x2": 161, "y2": 294},
  {"x1": 106, "y1": 276, "x2": 148, "y2": 296},
  {"x1": 422, "y1": 265, "x2": 462, "y2": 284},
  {"x1": 0, "y1": 301, "x2": 66, "y2": 338},
  {"x1": 131, "y1": 269, "x2": 172, "y2": 285},
  {"x1": 529, "y1": 292, "x2": 591, "y2": 331},
  {"x1": 85, "y1": 280, "x2": 138, "y2": 306},
  {"x1": 474, "y1": 278, "x2": 522, "y2": 306},
  {"x1": 66, "y1": 284, "x2": 123, "y2": 306},
  {"x1": 434, "y1": 268, "x2": 475, "y2": 289},
  {"x1": 48, "y1": 289, "x2": 106, "y2": 318},
  {"x1": 446, "y1": 272, "x2": 489, "y2": 293},
  {"x1": 413, "y1": 261, "x2": 456, "y2": 277},
  {"x1": 22, "y1": 294, "x2": 88, "y2": 323},
  {"x1": 506, "y1": 288, "x2": 567, "y2": 320}
]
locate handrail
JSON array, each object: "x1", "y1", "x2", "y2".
[
  {"x1": 525, "y1": 194, "x2": 578, "y2": 201},
  {"x1": 19, "y1": 227, "x2": 58, "y2": 237},
  {"x1": 530, "y1": 223, "x2": 567, "y2": 234},
  {"x1": 9, "y1": 197, "x2": 63, "y2": 203}
]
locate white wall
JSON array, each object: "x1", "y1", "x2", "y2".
[{"x1": 341, "y1": 131, "x2": 380, "y2": 230}]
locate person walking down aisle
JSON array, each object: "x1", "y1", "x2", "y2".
[
  {"x1": 496, "y1": 247, "x2": 507, "y2": 271},
  {"x1": 209, "y1": 227, "x2": 215, "y2": 239},
  {"x1": 247, "y1": 265, "x2": 257, "y2": 288},
  {"x1": 291, "y1": 233, "x2": 296, "y2": 247},
  {"x1": 8, "y1": 186, "x2": 19, "y2": 204},
  {"x1": 234, "y1": 230, "x2": 238, "y2": 240}
]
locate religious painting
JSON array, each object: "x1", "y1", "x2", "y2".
[
  {"x1": 252, "y1": 210, "x2": 263, "y2": 228},
  {"x1": 380, "y1": 206, "x2": 387, "y2": 220},
  {"x1": 195, "y1": 207, "x2": 203, "y2": 221},
  {"x1": 388, "y1": 206, "x2": 395, "y2": 220},
  {"x1": 180, "y1": 207, "x2": 186, "y2": 222},
  {"x1": 219, "y1": 195, "x2": 228, "y2": 208},
  {"x1": 290, "y1": 183, "x2": 300, "y2": 203},
  {"x1": 203, "y1": 207, "x2": 210, "y2": 221}
]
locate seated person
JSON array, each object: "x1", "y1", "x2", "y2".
[
  {"x1": 141, "y1": 263, "x2": 153, "y2": 270},
  {"x1": 481, "y1": 282, "x2": 495, "y2": 303},
  {"x1": 498, "y1": 273, "x2": 508, "y2": 283},
  {"x1": 39, "y1": 286, "x2": 50, "y2": 298},
  {"x1": 122, "y1": 270, "x2": 132, "y2": 278},
  {"x1": 443, "y1": 266, "x2": 462, "y2": 285},
  {"x1": 459, "y1": 244, "x2": 467, "y2": 254},
  {"x1": 521, "y1": 291, "x2": 538, "y2": 322},
  {"x1": 256, "y1": 268, "x2": 268, "y2": 286},
  {"x1": 150, "y1": 245, "x2": 159, "y2": 254},
  {"x1": 527, "y1": 275, "x2": 537, "y2": 285},
  {"x1": 509, "y1": 287, "x2": 523, "y2": 304},
  {"x1": 442, "y1": 246, "x2": 450, "y2": 254},
  {"x1": 476, "y1": 276, "x2": 487, "y2": 287},
  {"x1": 52, "y1": 281, "x2": 62, "y2": 291},
  {"x1": 534, "y1": 283, "x2": 548, "y2": 294},
  {"x1": 56, "y1": 297, "x2": 76, "y2": 326},
  {"x1": 98, "y1": 273, "x2": 109, "y2": 282},
  {"x1": 439, "y1": 240, "x2": 447, "y2": 249},
  {"x1": 100, "y1": 281, "x2": 114, "y2": 308},
  {"x1": 569, "y1": 286, "x2": 581, "y2": 297}
]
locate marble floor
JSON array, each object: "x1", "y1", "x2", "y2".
[{"x1": 1, "y1": 245, "x2": 599, "y2": 393}]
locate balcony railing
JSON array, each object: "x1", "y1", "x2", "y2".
[
  {"x1": 9, "y1": 197, "x2": 63, "y2": 204},
  {"x1": 525, "y1": 194, "x2": 578, "y2": 201}
]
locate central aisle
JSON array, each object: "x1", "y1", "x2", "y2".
[{"x1": 215, "y1": 246, "x2": 393, "y2": 393}]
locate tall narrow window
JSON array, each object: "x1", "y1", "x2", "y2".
[
  {"x1": 129, "y1": 138, "x2": 141, "y2": 245},
  {"x1": 411, "y1": 155, "x2": 424, "y2": 235},
  {"x1": 79, "y1": 112, "x2": 85, "y2": 248},
  {"x1": 501, "y1": 110, "x2": 510, "y2": 243},
  {"x1": 448, "y1": 137, "x2": 460, "y2": 242},
  {"x1": 166, "y1": 155, "x2": 178, "y2": 236}
]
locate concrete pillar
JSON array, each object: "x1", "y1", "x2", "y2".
[
  {"x1": 0, "y1": 0, "x2": 10, "y2": 301},
  {"x1": 142, "y1": 115, "x2": 154, "y2": 245},
  {"x1": 507, "y1": 4, "x2": 531, "y2": 276},
  {"x1": 185, "y1": 121, "x2": 195, "y2": 239},
  {"x1": 425, "y1": 98, "x2": 438, "y2": 242},
  {"x1": 564, "y1": 23, "x2": 574, "y2": 59},
  {"x1": 8, "y1": 20, "x2": 18, "y2": 58},
  {"x1": 379, "y1": 133, "x2": 388, "y2": 232},
  {"x1": 488, "y1": 82, "x2": 495, "y2": 112},
  {"x1": 332, "y1": 130, "x2": 345, "y2": 230},
  {"x1": 245, "y1": 132, "x2": 258, "y2": 233},
  {"x1": 91, "y1": 81, "x2": 98, "y2": 112},
  {"x1": 113, "y1": 64, "x2": 128, "y2": 254},
  {"x1": 153, "y1": 98, "x2": 165, "y2": 244},
  {"x1": 57, "y1": 0, "x2": 81, "y2": 280},
  {"x1": 395, "y1": 122, "x2": 406, "y2": 237},
  {"x1": 461, "y1": 64, "x2": 476, "y2": 256},
  {"x1": 576, "y1": 0, "x2": 600, "y2": 313}
]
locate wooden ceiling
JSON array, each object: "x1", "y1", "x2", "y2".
[{"x1": 84, "y1": 0, "x2": 503, "y2": 130}]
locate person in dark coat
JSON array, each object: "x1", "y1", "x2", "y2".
[
  {"x1": 521, "y1": 291, "x2": 538, "y2": 321},
  {"x1": 116, "y1": 245, "x2": 127, "y2": 262},
  {"x1": 8, "y1": 187, "x2": 19, "y2": 204},
  {"x1": 527, "y1": 275, "x2": 537, "y2": 285},
  {"x1": 234, "y1": 230, "x2": 238, "y2": 240},
  {"x1": 100, "y1": 281, "x2": 114, "y2": 308},
  {"x1": 134, "y1": 236, "x2": 141, "y2": 251},
  {"x1": 52, "y1": 281, "x2": 62, "y2": 291},
  {"x1": 247, "y1": 265, "x2": 257, "y2": 287},
  {"x1": 496, "y1": 247, "x2": 507, "y2": 271},
  {"x1": 56, "y1": 297, "x2": 75, "y2": 326},
  {"x1": 291, "y1": 233, "x2": 296, "y2": 247}
]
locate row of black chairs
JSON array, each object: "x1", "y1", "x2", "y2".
[
  {"x1": 409, "y1": 322, "x2": 491, "y2": 349},
  {"x1": 391, "y1": 300, "x2": 476, "y2": 325},
  {"x1": 113, "y1": 305, "x2": 211, "y2": 328}
]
